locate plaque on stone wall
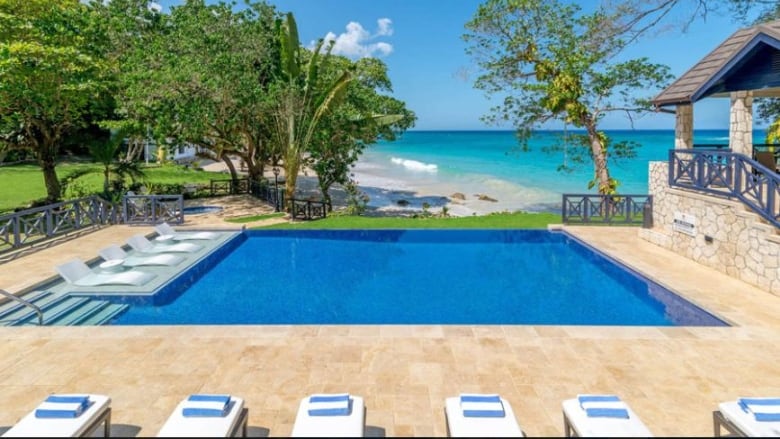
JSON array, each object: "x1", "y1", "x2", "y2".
[{"x1": 673, "y1": 211, "x2": 696, "y2": 236}]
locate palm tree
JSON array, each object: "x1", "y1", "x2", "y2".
[
  {"x1": 87, "y1": 128, "x2": 145, "y2": 197},
  {"x1": 272, "y1": 12, "x2": 353, "y2": 205}
]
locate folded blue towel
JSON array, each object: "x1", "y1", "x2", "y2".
[
  {"x1": 460, "y1": 394, "x2": 506, "y2": 418},
  {"x1": 754, "y1": 413, "x2": 780, "y2": 422},
  {"x1": 44, "y1": 395, "x2": 90, "y2": 409},
  {"x1": 577, "y1": 394, "x2": 621, "y2": 408},
  {"x1": 35, "y1": 395, "x2": 91, "y2": 419},
  {"x1": 584, "y1": 408, "x2": 630, "y2": 419},
  {"x1": 181, "y1": 394, "x2": 231, "y2": 417},
  {"x1": 308, "y1": 394, "x2": 351, "y2": 416},
  {"x1": 738, "y1": 397, "x2": 780, "y2": 422}
]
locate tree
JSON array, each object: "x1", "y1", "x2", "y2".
[
  {"x1": 464, "y1": 0, "x2": 673, "y2": 194},
  {"x1": 0, "y1": 0, "x2": 113, "y2": 203},
  {"x1": 270, "y1": 12, "x2": 353, "y2": 204},
  {"x1": 308, "y1": 58, "x2": 415, "y2": 209},
  {"x1": 99, "y1": 0, "x2": 280, "y2": 184}
]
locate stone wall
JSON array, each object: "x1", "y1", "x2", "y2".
[{"x1": 639, "y1": 161, "x2": 780, "y2": 295}]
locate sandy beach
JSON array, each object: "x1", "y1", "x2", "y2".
[{"x1": 201, "y1": 157, "x2": 531, "y2": 217}]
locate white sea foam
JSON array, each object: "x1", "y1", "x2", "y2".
[{"x1": 390, "y1": 157, "x2": 438, "y2": 172}]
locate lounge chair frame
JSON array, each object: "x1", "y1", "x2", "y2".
[
  {"x1": 230, "y1": 407, "x2": 249, "y2": 437},
  {"x1": 713, "y1": 409, "x2": 744, "y2": 437}
]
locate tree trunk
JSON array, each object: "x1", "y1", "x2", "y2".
[
  {"x1": 41, "y1": 156, "x2": 61, "y2": 203},
  {"x1": 585, "y1": 122, "x2": 612, "y2": 194},
  {"x1": 221, "y1": 156, "x2": 239, "y2": 193},
  {"x1": 103, "y1": 166, "x2": 111, "y2": 195}
]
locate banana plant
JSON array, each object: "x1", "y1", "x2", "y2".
[{"x1": 273, "y1": 12, "x2": 354, "y2": 205}]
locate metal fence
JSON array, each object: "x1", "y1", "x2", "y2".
[
  {"x1": 0, "y1": 196, "x2": 118, "y2": 255},
  {"x1": 248, "y1": 179, "x2": 285, "y2": 212},
  {"x1": 669, "y1": 149, "x2": 780, "y2": 228},
  {"x1": 290, "y1": 199, "x2": 328, "y2": 221},
  {"x1": 209, "y1": 178, "x2": 248, "y2": 195},
  {"x1": 562, "y1": 194, "x2": 653, "y2": 226},
  {"x1": 122, "y1": 194, "x2": 184, "y2": 225}
]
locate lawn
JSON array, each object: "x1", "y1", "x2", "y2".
[
  {"x1": 0, "y1": 161, "x2": 226, "y2": 213},
  {"x1": 259, "y1": 211, "x2": 562, "y2": 229}
]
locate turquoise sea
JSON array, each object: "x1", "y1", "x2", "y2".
[{"x1": 352, "y1": 129, "x2": 753, "y2": 215}]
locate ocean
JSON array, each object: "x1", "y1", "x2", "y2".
[{"x1": 351, "y1": 129, "x2": 747, "y2": 216}]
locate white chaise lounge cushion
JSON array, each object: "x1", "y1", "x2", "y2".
[
  {"x1": 291, "y1": 394, "x2": 365, "y2": 437},
  {"x1": 2, "y1": 394, "x2": 110, "y2": 437},
  {"x1": 127, "y1": 234, "x2": 202, "y2": 254},
  {"x1": 719, "y1": 400, "x2": 780, "y2": 437},
  {"x1": 56, "y1": 259, "x2": 155, "y2": 287},
  {"x1": 98, "y1": 244, "x2": 184, "y2": 267},
  {"x1": 157, "y1": 396, "x2": 245, "y2": 437},
  {"x1": 445, "y1": 395, "x2": 524, "y2": 437},
  {"x1": 562, "y1": 397, "x2": 653, "y2": 437},
  {"x1": 155, "y1": 223, "x2": 219, "y2": 240}
]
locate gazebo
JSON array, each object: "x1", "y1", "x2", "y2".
[
  {"x1": 641, "y1": 19, "x2": 780, "y2": 296},
  {"x1": 653, "y1": 19, "x2": 780, "y2": 157}
]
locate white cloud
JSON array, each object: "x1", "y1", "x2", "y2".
[{"x1": 313, "y1": 18, "x2": 394, "y2": 59}]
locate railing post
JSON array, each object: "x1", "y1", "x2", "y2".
[
  {"x1": 583, "y1": 197, "x2": 590, "y2": 223},
  {"x1": 668, "y1": 150, "x2": 675, "y2": 187},
  {"x1": 562, "y1": 195, "x2": 568, "y2": 223},
  {"x1": 74, "y1": 200, "x2": 81, "y2": 229},
  {"x1": 12, "y1": 216, "x2": 20, "y2": 249},
  {"x1": 45, "y1": 208, "x2": 53, "y2": 237}
]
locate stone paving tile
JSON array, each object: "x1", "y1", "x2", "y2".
[{"x1": 0, "y1": 217, "x2": 779, "y2": 436}]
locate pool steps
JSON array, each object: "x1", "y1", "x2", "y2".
[{"x1": 0, "y1": 291, "x2": 129, "y2": 326}]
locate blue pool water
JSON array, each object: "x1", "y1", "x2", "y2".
[
  {"x1": 109, "y1": 230, "x2": 726, "y2": 326},
  {"x1": 183, "y1": 205, "x2": 223, "y2": 215}
]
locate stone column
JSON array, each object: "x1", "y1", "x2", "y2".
[
  {"x1": 730, "y1": 91, "x2": 753, "y2": 156},
  {"x1": 675, "y1": 104, "x2": 693, "y2": 149}
]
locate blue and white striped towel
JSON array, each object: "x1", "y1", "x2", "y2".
[
  {"x1": 182, "y1": 394, "x2": 231, "y2": 417},
  {"x1": 738, "y1": 397, "x2": 780, "y2": 422},
  {"x1": 308, "y1": 394, "x2": 351, "y2": 416},
  {"x1": 35, "y1": 395, "x2": 91, "y2": 419},
  {"x1": 577, "y1": 394, "x2": 630, "y2": 419},
  {"x1": 459, "y1": 394, "x2": 506, "y2": 418}
]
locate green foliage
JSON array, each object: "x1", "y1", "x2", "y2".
[
  {"x1": 0, "y1": 0, "x2": 114, "y2": 202},
  {"x1": 464, "y1": 0, "x2": 672, "y2": 194},
  {"x1": 260, "y1": 211, "x2": 561, "y2": 230},
  {"x1": 343, "y1": 180, "x2": 370, "y2": 216},
  {"x1": 225, "y1": 212, "x2": 286, "y2": 223}
]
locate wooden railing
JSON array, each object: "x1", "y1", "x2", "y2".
[
  {"x1": 0, "y1": 196, "x2": 118, "y2": 256},
  {"x1": 122, "y1": 194, "x2": 184, "y2": 225},
  {"x1": 562, "y1": 194, "x2": 652, "y2": 226},
  {"x1": 669, "y1": 149, "x2": 780, "y2": 228}
]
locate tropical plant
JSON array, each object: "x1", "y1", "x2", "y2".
[
  {"x1": 308, "y1": 57, "x2": 415, "y2": 209},
  {"x1": 270, "y1": 12, "x2": 354, "y2": 205},
  {"x1": 464, "y1": 0, "x2": 672, "y2": 194}
]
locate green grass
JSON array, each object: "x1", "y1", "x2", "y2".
[
  {"x1": 225, "y1": 212, "x2": 286, "y2": 223},
  {"x1": 259, "y1": 211, "x2": 562, "y2": 229},
  {"x1": 0, "y1": 161, "x2": 226, "y2": 213}
]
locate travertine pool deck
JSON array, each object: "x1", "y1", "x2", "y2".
[{"x1": 0, "y1": 222, "x2": 779, "y2": 437}]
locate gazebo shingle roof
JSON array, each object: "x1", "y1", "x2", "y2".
[{"x1": 653, "y1": 19, "x2": 780, "y2": 107}]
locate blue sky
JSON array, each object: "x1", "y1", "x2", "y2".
[{"x1": 156, "y1": 1, "x2": 763, "y2": 131}]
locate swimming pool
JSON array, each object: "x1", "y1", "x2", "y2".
[
  {"x1": 107, "y1": 230, "x2": 726, "y2": 326},
  {"x1": 182, "y1": 205, "x2": 223, "y2": 215}
]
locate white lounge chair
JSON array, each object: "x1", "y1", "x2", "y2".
[
  {"x1": 562, "y1": 395, "x2": 652, "y2": 437},
  {"x1": 714, "y1": 397, "x2": 780, "y2": 437},
  {"x1": 155, "y1": 222, "x2": 219, "y2": 240},
  {"x1": 56, "y1": 259, "x2": 155, "y2": 287},
  {"x1": 157, "y1": 394, "x2": 248, "y2": 437},
  {"x1": 444, "y1": 394, "x2": 524, "y2": 437},
  {"x1": 2, "y1": 394, "x2": 111, "y2": 437},
  {"x1": 291, "y1": 393, "x2": 365, "y2": 437},
  {"x1": 98, "y1": 244, "x2": 184, "y2": 267},
  {"x1": 127, "y1": 234, "x2": 202, "y2": 254}
]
